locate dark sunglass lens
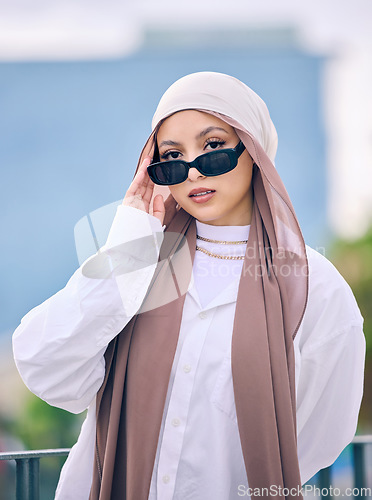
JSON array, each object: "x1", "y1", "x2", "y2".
[
  {"x1": 153, "y1": 162, "x2": 187, "y2": 185},
  {"x1": 199, "y1": 151, "x2": 234, "y2": 175}
]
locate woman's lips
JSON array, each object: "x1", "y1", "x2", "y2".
[{"x1": 188, "y1": 188, "x2": 216, "y2": 204}]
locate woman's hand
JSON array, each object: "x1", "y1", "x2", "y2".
[{"x1": 123, "y1": 156, "x2": 165, "y2": 225}]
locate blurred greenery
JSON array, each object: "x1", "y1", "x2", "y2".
[
  {"x1": 10, "y1": 394, "x2": 83, "y2": 451},
  {"x1": 329, "y1": 226, "x2": 372, "y2": 429},
  {"x1": 3, "y1": 395, "x2": 84, "y2": 500}
]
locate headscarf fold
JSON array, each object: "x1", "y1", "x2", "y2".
[{"x1": 89, "y1": 72, "x2": 308, "y2": 500}]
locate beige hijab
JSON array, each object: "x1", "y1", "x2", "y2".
[{"x1": 89, "y1": 72, "x2": 308, "y2": 500}]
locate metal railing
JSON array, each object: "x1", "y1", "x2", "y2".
[
  {"x1": 316, "y1": 435, "x2": 372, "y2": 500},
  {"x1": 0, "y1": 436, "x2": 371, "y2": 499},
  {"x1": 0, "y1": 448, "x2": 70, "y2": 500}
]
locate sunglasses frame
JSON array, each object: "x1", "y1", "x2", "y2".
[{"x1": 147, "y1": 141, "x2": 246, "y2": 186}]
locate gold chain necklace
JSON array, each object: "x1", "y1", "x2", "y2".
[
  {"x1": 196, "y1": 235, "x2": 248, "y2": 245},
  {"x1": 196, "y1": 246, "x2": 245, "y2": 260}
]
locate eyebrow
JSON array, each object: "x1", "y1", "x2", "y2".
[
  {"x1": 158, "y1": 126, "x2": 229, "y2": 149},
  {"x1": 158, "y1": 139, "x2": 181, "y2": 148},
  {"x1": 197, "y1": 126, "x2": 229, "y2": 138}
]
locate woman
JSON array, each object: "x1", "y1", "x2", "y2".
[{"x1": 13, "y1": 72, "x2": 365, "y2": 500}]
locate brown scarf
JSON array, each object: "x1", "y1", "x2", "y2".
[{"x1": 89, "y1": 124, "x2": 308, "y2": 500}]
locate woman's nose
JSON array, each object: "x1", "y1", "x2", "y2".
[{"x1": 187, "y1": 167, "x2": 206, "y2": 182}]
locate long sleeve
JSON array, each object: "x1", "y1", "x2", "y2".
[
  {"x1": 295, "y1": 246, "x2": 366, "y2": 485},
  {"x1": 13, "y1": 206, "x2": 163, "y2": 414}
]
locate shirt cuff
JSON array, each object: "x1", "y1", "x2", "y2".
[{"x1": 104, "y1": 205, "x2": 163, "y2": 249}]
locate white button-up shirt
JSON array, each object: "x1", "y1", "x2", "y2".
[
  {"x1": 12, "y1": 206, "x2": 365, "y2": 500},
  {"x1": 149, "y1": 221, "x2": 250, "y2": 500}
]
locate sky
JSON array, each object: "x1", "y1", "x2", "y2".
[{"x1": 0, "y1": 0, "x2": 371, "y2": 60}]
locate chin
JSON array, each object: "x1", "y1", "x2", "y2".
[
  {"x1": 194, "y1": 214, "x2": 226, "y2": 225},
  {"x1": 186, "y1": 208, "x2": 222, "y2": 224}
]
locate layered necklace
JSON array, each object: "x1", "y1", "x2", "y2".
[{"x1": 196, "y1": 235, "x2": 248, "y2": 261}]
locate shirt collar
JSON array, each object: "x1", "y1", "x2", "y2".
[{"x1": 188, "y1": 274, "x2": 240, "y2": 311}]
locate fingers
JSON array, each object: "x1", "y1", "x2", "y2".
[
  {"x1": 137, "y1": 156, "x2": 153, "y2": 192},
  {"x1": 152, "y1": 194, "x2": 165, "y2": 226},
  {"x1": 123, "y1": 158, "x2": 166, "y2": 227},
  {"x1": 123, "y1": 156, "x2": 154, "y2": 210},
  {"x1": 125, "y1": 156, "x2": 152, "y2": 198}
]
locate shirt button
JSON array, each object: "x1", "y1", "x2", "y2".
[
  {"x1": 171, "y1": 418, "x2": 181, "y2": 427},
  {"x1": 183, "y1": 364, "x2": 192, "y2": 373},
  {"x1": 199, "y1": 311, "x2": 207, "y2": 319},
  {"x1": 162, "y1": 475, "x2": 170, "y2": 484}
]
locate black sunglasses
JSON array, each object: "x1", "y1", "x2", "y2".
[{"x1": 147, "y1": 141, "x2": 246, "y2": 186}]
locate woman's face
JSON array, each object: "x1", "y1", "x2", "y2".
[{"x1": 156, "y1": 110, "x2": 254, "y2": 226}]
